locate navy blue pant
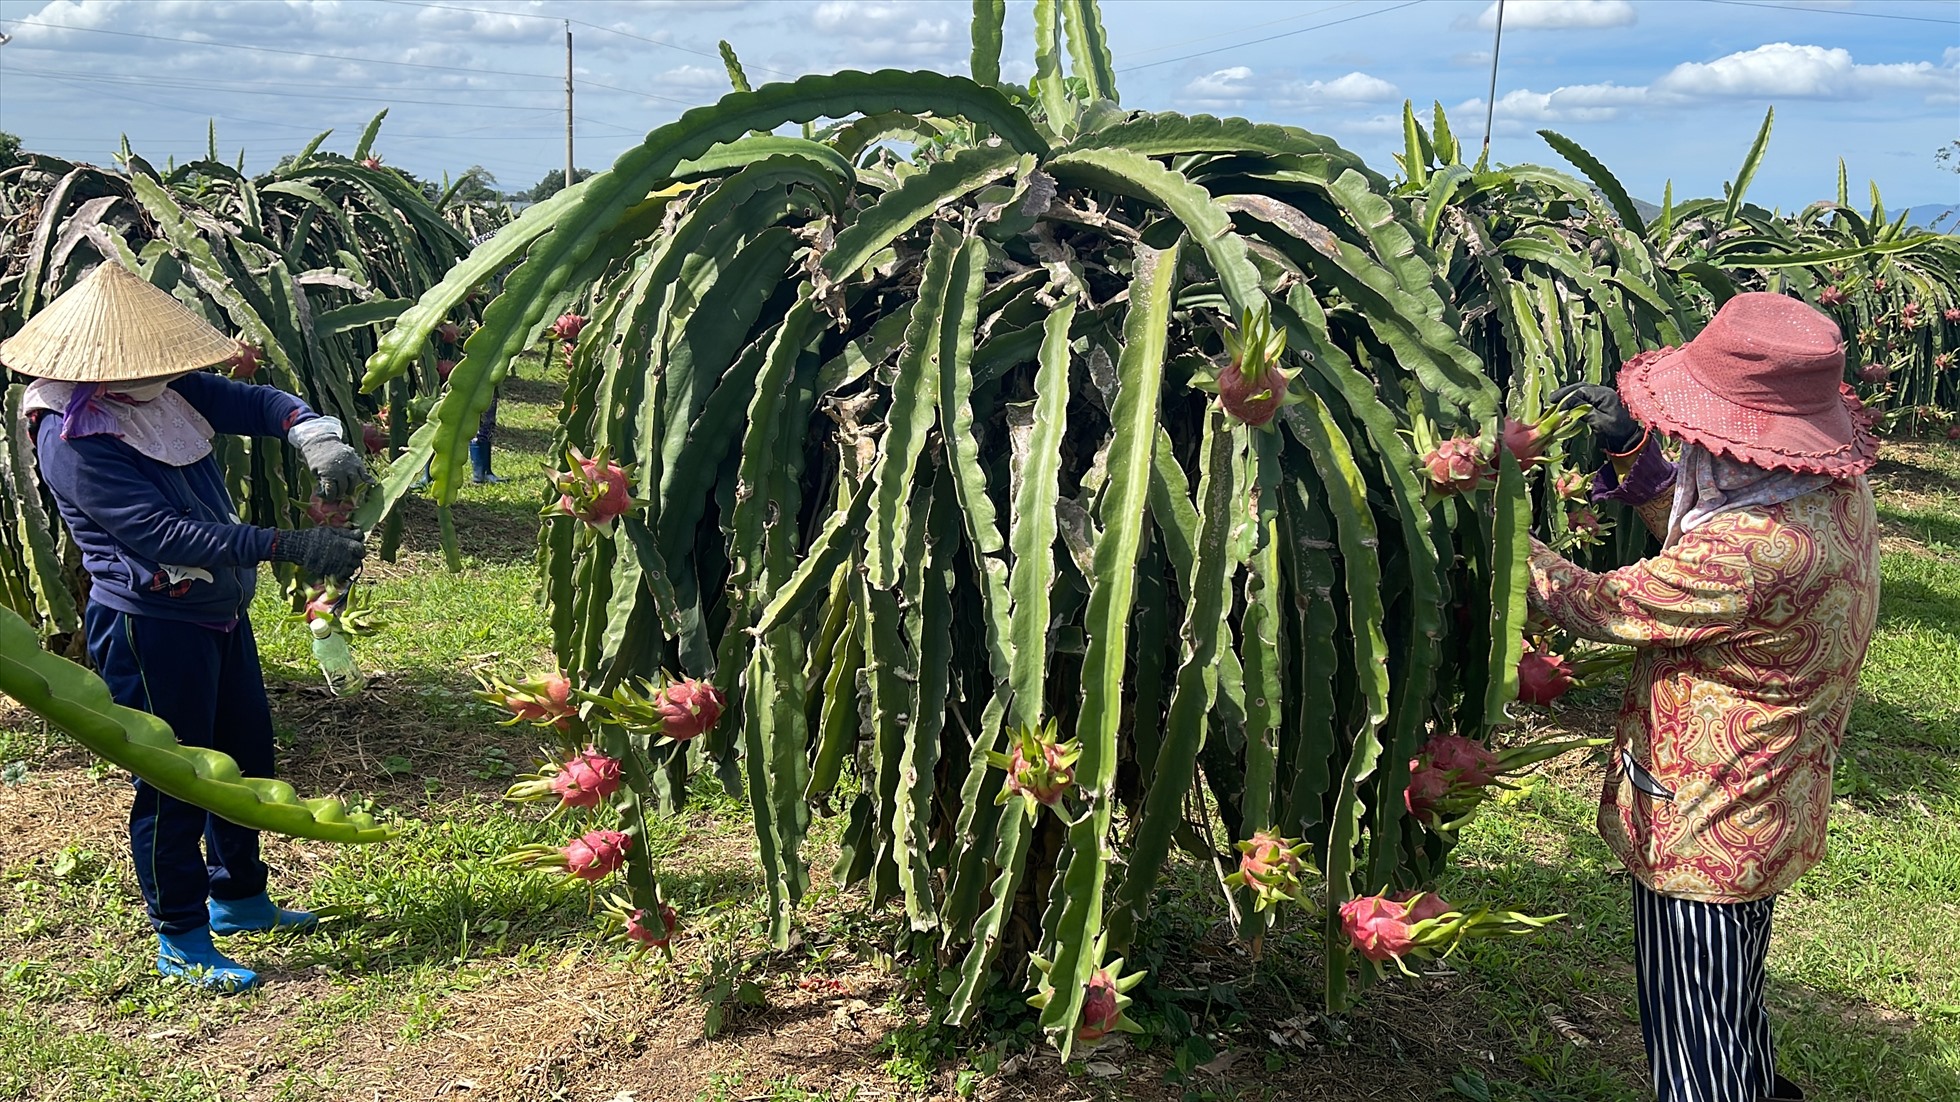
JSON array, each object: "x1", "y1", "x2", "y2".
[
  {"x1": 1634, "y1": 880, "x2": 1780, "y2": 1102},
  {"x1": 85, "y1": 604, "x2": 277, "y2": 935}
]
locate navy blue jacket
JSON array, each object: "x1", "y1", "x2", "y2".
[{"x1": 33, "y1": 372, "x2": 315, "y2": 625}]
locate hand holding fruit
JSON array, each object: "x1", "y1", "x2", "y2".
[
  {"x1": 270, "y1": 526, "x2": 367, "y2": 582},
  {"x1": 1548, "y1": 383, "x2": 1642, "y2": 453},
  {"x1": 287, "y1": 416, "x2": 377, "y2": 501}
]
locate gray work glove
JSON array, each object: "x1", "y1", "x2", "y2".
[
  {"x1": 270, "y1": 526, "x2": 367, "y2": 582},
  {"x1": 1549, "y1": 383, "x2": 1643, "y2": 453},
  {"x1": 288, "y1": 417, "x2": 375, "y2": 501}
]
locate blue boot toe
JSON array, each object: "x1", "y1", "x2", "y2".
[
  {"x1": 209, "y1": 892, "x2": 318, "y2": 935},
  {"x1": 156, "y1": 929, "x2": 259, "y2": 994}
]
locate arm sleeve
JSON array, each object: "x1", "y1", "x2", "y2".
[
  {"x1": 40, "y1": 434, "x2": 277, "y2": 568},
  {"x1": 171, "y1": 371, "x2": 316, "y2": 438},
  {"x1": 1591, "y1": 435, "x2": 1677, "y2": 540},
  {"x1": 1526, "y1": 533, "x2": 1753, "y2": 648}
]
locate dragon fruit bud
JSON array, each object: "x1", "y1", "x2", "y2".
[
  {"x1": 562, "y1": 829, "x2": 631, "y2": 881},
  {"x1": 549, "y1": 749, "x2": 623, "y2": 809},
  {"x1": 1500, "y1": 417, "x2": 1549, "y2": 469},
  {"x1": 626, "y1": 903, "x2": 679, "y2": 952},
  {"x1": 1944, "y1": 307, "x2": 1960, "y2": 323},
  {"x1": 1423, "y1": 436, "x2": 1487, "y2": 494},
  {"x1": 436, "y1": 358, "x2": 456, "y2": 382},
  {"x1": 551, "y1": 313, "x2": 588, "y2": 343},
  {"x1": 1818, "y1": 285, "x2": 1846, "y2": 307},
  {"x1": 360, "y1": 155, "x2": 383, "y2": 171},
  {"x1": 1226, "y1": 830, "x2": 1310, "y2": 911},
  {"x1": 1517, "y1": 648, "x2": 1575, "y2": 705},
  {"x1": 436, "y1": 322, "x2": 460, "y2": 344},
  {"x1": 654, "y1": 677, "x2": 725, "y2": 741},
  {"x1": 1340, "y1": 894, "x2": 1418, "y2": 963},
  {"x1": 1424, "y1": 734, "x2": 1502, "y2": 787},
  {"x1": 226, "y1": 341, "x2": 262, "y2": 380},
  {"x1": 1858, "y1": 363, "x2": 1891, "y2": 385}
]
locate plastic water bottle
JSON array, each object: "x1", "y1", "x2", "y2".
[{"x1": 308, "y1": 618, "x2": 364, "y2": 696}]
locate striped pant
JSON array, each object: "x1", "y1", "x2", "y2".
[{"x1": 1633, "y1": 881, "x2": 1782, "y2": 1102}]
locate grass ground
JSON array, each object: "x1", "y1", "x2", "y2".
[{"x1": 2, "y1": 372, "x2": 1955, "y2": 1101}]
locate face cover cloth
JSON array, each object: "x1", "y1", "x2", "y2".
[{"x1": 22, "y1": 375, "x2": 216, "y2": 466}]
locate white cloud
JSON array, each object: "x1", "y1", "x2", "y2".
[
  {"x1": 809, "y1": 1, "x2": 956, "y2": 64},
  {"x1": 1281, "y1": 72, "x2": 1401, "y2": 104},
  {"x1": 1655, "y1": 43, "x2": 1956, "y2": 100},
  {"x1": 1474, "y1": 0, "x2": 1636, "y2": 30},
  {"x1": 1470, "y1": 82, "x2": 1649, "y2": 123},
  {"x1": 1181, "y1": 66, "x2": 1258, "y2": 109}
]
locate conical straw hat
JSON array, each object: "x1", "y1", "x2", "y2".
[{"x1": 0, "y1": 261, "x2": 240, "y2": 383}]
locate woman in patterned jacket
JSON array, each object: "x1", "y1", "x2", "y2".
[{"x1": 1533, "y1": 292, "x2": 1879, "y2": 1102}]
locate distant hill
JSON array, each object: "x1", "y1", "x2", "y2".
[{"x1": 1898, "y1": 205, "x2": 1958, "y2": 233}]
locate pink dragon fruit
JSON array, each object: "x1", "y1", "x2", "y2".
[
  {"x1": 225, "y1": 341, "x2": 262, "y2": 381},
  {"x1": 361, "y1": 421, "x2": 387, "y2": 456},
  {"x1": 1517, "y1": 648, "x2": 1575, "y2": 705},
  {"x1": 551, "y1": 312, "x2": 587, "y2": 343},
  {"x1": 360, "y1": 155, "x2": 383, "y2": 171},
  {"x1": 1077, "y1": 968, "x2": 1126, "y2": 1044},
  {"x1": 1217, "y1": 359, "x2": 1288, "y2": 426},
  {"x1": 305, "y1": 494, "x2": 356, "y2": 529},
  {"x1": 1567, "y1": 508, "x2": 1602, "y2": 537},
  {"x1": 1403, "y1": 760, "x2": 1453, "y2": 819},
  {"x1": 548, "y1": 750, "x2": 623, "y2": 809},
  {"x1": 1938, "y1": 353, "x2": 1956, "y2": 372},
  {"x1": 990, "y1": 720, "x2": 1083, "y2": 817},
  {"x1": 436, "y1": 358, "x2": 456, "y2": 382},
  {"x1": 1873, "y1": 277, "x2": 1887, "y2": 292},
  {"x1": 1209, "y1": 307, "x2": 1294, "y2": 428},
  {"x1": 653, "y1": 677, "x2": 725, "y2": 742},
  {"x1": 1818, "y1": 286, "x2": 1846, "y2": 308},
  {"x1": 625, "y1": 902, "x2": 679, "y2": 953},
  {"x1": 1340, "y1": 894, "x2": 1419, "y2": 963},
  {"x1": 482, "y1": 670, "x2": 578, "y2": 731},
  {"x1": 1393, "y1": 890, "x2": 1453, "y2": 925},
  {"x1": 1902, "y1": 302, "x2": 1922, "y2": 325},
  {"x1": 436, "y1": 322, "x2": 460, "y2": 344},
  {"x1": 1858, "y1": 363, "x2": 1892, "y2": 385},
  {"x1": 1423, "y1": 437, "x2": 1487, "y2": 494},
  {"x1": 1424, "y1": 734, "x2": 1501, "y2": 787},
  {"x1": 551, "y1": 447, "x2": 635, "y2": 527},
  {"x1": 1226, "y1": 830, "x2": 1310, "y2": 911},
  {"x1": 1948, "y1": 423, "x2": 1960, "y2": 441},
  {"x1": 1944, "y1": 307, "x2": 1960, "y2": 324},
  {"x1": 562, "y1": 829, "x2": 631, "y2": 881},
  {"x1": 1500, "y1": 417, "x2": 1549, "y2": 469},
  {"x1": 1553, "y1": 470, "x2": 1589, "y2": 501}
]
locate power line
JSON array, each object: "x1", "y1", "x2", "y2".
[
  {"x1": 1116, "y1": 0, "x2": 1429, "y2": 74},
  {"x1": 1698, "y1": 0, "x2": 1960, "y2": 24},
  {"x1": 377, "y1": 0, "x2": 795, "y2": 77},
  {"x1": 1120, "y1": 1, "x2": 1372, "y2": 63},
  {"x1": 0, "y1": 17, "x2": 562, "y2": 81}
]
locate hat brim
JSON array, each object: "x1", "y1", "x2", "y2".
[{"x1": 1618, "y1": 346, "x2": 1878, "y2": 477}]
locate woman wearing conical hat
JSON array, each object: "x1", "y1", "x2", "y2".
[
  {"x1": 1533, "y1": 293, "x2": 1880, "y2": 1102},
  {"x1": 3, "y1": 261, "x2": 372, "y2": 994}
]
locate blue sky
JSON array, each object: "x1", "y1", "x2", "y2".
[{"x1": 1, "y1": 0, "x2": 1955, "y2": 209}]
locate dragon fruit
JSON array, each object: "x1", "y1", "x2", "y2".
[
  {"x1": 1517, "y1": 648, "x2": 1575, "y2": 705},
  {"x1": 1858, "y1": 363, "x2": 1892, "y2": 385},
  {"x1": 480, "y1": 670, "x2": 578, "y2": 731},
  {"x1": 1027, "y1": 940, "x2": 1145, "y2": 1048},
  {"x1": 1216, "y1": 359, "x2": 1288, "y2": 426},
  {"x1": 653, "y1": 677, "x2": 725, "y2": 742},
  {"x1": 1423, "y1": 437, "x2": 1488, "y2": 494},
  {"x1": 550, "y1": 446, "x2": 635, "y2": 528},
  {"x1": 360, "y1": 155, "x2": 383, "y2": 171},
  {"x1": 1566, "y1": 508, "x2": 1602, "y2": 537},
  {"x1": 305, "y1": 494, "x2": 356, "y2": 529},
  {"x1": 436, "y1": 322, "x2": 460, "y2": 344},
  {"x1": 1403, "y1": 762, "x2": 1452, "y2": 819},
  {"x1": 1340, "y1": 894, "x2": 1420, "y2": 964},
  {"x1": 1949, "y1": 423, "x2": 1960, "y2": 441},
  {"x1": 1902, "y1": 302, "x2": 1921, "y2": 325},
  {"x1": 1225, "y1": 830, "x2": 1311, "y2": 911},
  {"x1": 562, "y1": 829, "x2": 631, "y2": 881},
  {"x1": 1873, "y1": 277, "x2": 1887, "y2": 292},
  {"x1": 1499, "y1": 417, "x2": 1549, "y2": 469},
  {"x1": 989, "y1": 720, "x2": 1083, "y2": 818},
  {"x1": 436, "y1": 358, "x2": 456, "y2": 382},
  {"x1": 1393, "y1": 890, "x2": 1454, "y2": 925},
  {"x1": 1818, "y1": 285, "x2": 1846, "y2": 307},
  {"x1": 549, "y1": 750, "x2": 623, "y2": 809},
  {"x1": 225, "y1": 341, "x2": 262, "y2": 380},
  {"x1": 625, "y1": 902, "x2": 679, "y2": 954},
  {"x1": 1424, "y1": 734, "x2": 1502, "y2": 787},
  {"x1": 361, "y1": 421, "x2": 387, "y2": 456},
  {"x1": 1944, "y1": 307, "x2": 1960, "y2": 323},
  {"x1": 550, "y1": 312, "x2": 587, "y2": 343},
  {"x1": 1553, "y1": 470, "x2": 1589, "y2": 501}
]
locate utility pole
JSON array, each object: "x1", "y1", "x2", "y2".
[
  {"x1": 564, "y1": 21, "x2": 575, "y2": 194},
  {"x1": 1481, "y1": 0, "x2": 1505, "y2": 165}
]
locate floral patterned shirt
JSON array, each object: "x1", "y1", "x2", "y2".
[{"x1": 1527, "y1": 478, "x2": 1880, "y2": 903}]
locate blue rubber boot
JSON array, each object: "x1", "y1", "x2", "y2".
[
  {"x1": 469, "y1": 440, "x2": 504, "y2": 484},
  {"x1": 209, "y1": 892, "x2": 318, "y2": 935},
  {"x1": 156, "y1": 928, "x2": 259, "y2": 994}
]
